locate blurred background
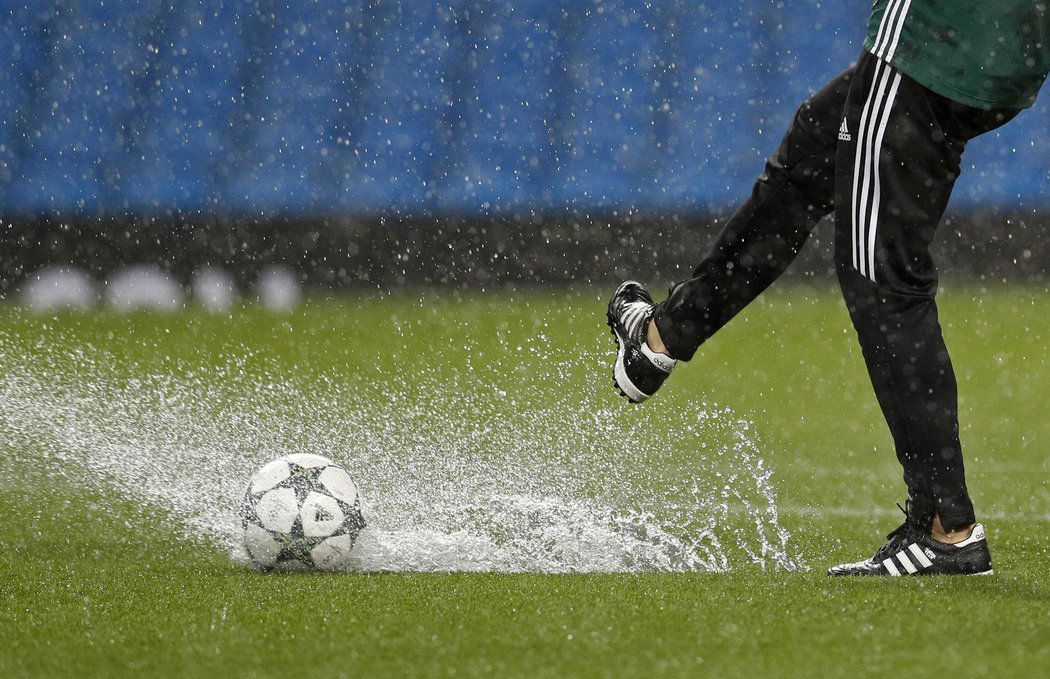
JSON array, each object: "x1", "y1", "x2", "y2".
[{"x1": 1, "y1": 0, "x2": 1047, "y2": 300}]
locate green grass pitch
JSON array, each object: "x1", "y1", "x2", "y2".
[{"x1": 1, "y1": 284, "x2": 1048, "y2": 677}]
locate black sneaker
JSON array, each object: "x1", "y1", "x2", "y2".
[
  {"x1": 828, "y1": 521, "x2": 993, "y2": 576},
  {"x1": 606, "y1": 281, "x2": 676, "y2": 403}
]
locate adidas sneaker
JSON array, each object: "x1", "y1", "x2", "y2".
[
  {"x1": 606, "y1": 281, "x2": 676, "y2": 403},
  {"x1": 828, "y1": 521, "x2": 993, "y2": 577}
]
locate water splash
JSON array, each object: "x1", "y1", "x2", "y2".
[{"x1": 0, "y1": 327, "x2": 805, "y2": 573}]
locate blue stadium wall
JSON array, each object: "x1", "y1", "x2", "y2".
[{"x1": 2, "y1": 0, "x2": 1047, "y2": 218}]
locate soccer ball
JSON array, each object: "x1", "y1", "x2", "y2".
[{"x1": 241, "y1": 453, "x2": 366, "y2": 571}]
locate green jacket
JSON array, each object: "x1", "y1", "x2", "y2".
[{"x1": 865, "y1": 0, "x2": 1050, "y2": 109}]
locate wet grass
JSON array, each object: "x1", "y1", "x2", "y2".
[{"x1": 2, "y1": 284, "x2": 1049, "y2": 678}]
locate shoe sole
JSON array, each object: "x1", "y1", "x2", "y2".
[
  {"x1": 607, "y1": 282, "x2": 648, "y2": 403},
  {"x1": 608, "y1": 321, "x2": 647, "y2": 403},
  {"x1": 827, "y1": 566, "x2": 995, "y2": 577}
]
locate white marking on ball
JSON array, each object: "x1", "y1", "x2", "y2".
[
  {"x1": 250, "y1": 460, "x2": 291, "y2": 494},
  {"x1": 301, "y1": 492, "x2": 346, "y2": 538},
  {"x1": 311, "y1": 534, "x2": 354, "y2": 570},
  {"x1": 284, "y1": 453, "x2": 334, "y2": 469},
  {"x1": 318, "y1": 466, "x2": 358, "y2": 505},
  {"x1": 256, "y1": 487, "x2": 298, "y2": 533},
  {"x1": 243, "y1": 523, "x2": 281, "y2": 567}
]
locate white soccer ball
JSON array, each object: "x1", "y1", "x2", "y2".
[{"x1": 241, "y1": 453, "x2": 366, "y2": 571}]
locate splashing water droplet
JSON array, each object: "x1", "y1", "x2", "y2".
[{"x1": 0, "y1": 329, "x2": 805, "y2": 573}]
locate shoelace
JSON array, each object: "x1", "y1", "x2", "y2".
[
  {"x1": 872, "y1": 503, "x2": 924, "y2": 561},
  {"x1": 872, "y1": 522, "x2": 912, "y2": 561}
]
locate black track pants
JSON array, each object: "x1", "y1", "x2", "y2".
[
  {"x1": 653, "y1": 52, "x2": 1019, "y2": 530},
  {"x1": 652, "y1": 68, "x2": 847, "y2": 354}
]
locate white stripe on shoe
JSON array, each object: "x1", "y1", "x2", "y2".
[
  {"x1": 908, "y1": 543, "x2": 934, "y2": 568},
  {"x1": 621, "y1": 305, "x2": 649, "y2": 337},
  {"x1": 881, "y1": 542, "x2": 935, "y2": 575}
]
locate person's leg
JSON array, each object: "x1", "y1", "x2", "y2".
[
  {"x1": 833, "y1": 51, "x2": 1019, "y2": 533},
  {"x1": 651, "y1": 67, "x2": 851, "y2": 361}
]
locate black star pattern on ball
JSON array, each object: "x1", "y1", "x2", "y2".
[
  {"x1": 273, "y1": 528, "x2": 327, "y2": 565},
  {"x1": 278, "y1": 462, "x2": 332, "y2": 504}
]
